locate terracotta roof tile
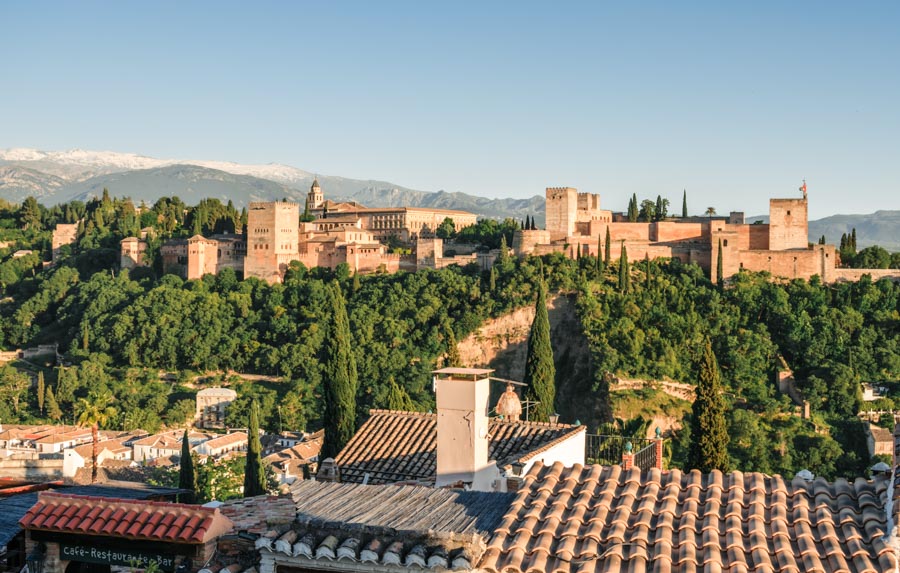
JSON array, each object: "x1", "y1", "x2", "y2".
[
  {"x1": 479, "y1": 462, "x2": 898, "y2": 573},
  {"x1": 334, "y1": 409, "x2": 584, "y2": 484},
  {"x1": 19, "y1": 492, "x2": 232, "y2": 543}
]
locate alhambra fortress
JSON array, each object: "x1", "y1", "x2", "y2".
[
  {"x1": 99, "y1": 180, "x2": 900, "y2": 283},
  {"x1": 517, "y1": 185, "x2": 898, "y2": 284}
]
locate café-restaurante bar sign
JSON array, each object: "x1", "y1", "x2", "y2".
[{"x1": 60, "y1": 544, "x2": 176, "y2": 570}]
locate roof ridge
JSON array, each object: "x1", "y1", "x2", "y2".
[
  {"x1": 367, "y1": 409, "x2": 435, "y2": 418},
  {"x1": 37, "y1": 491, "x2": 213, "y2": 512}
]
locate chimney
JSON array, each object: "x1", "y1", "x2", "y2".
[{"x1": 433, "y1": 367, "x2": 494, "y2": 490}]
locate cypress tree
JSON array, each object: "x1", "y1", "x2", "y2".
[
  {"x1": 687, "y1": 340, "x2": 730, "y2": 472},
  {"x1": 618, "y1": 243, "x2": 629, "y2": 293},
  {"x1": 851, "y1": 228, "x2": 857, "y2": 251},
  {"x1": 44, "y1": 386, "x2": 62, "y2": 421},
  {"x1": 716, "y1": 238, "x2": 724, "y2": 285},
  {"x1": 655, "y1": 195, "x2": 664, "y2": 221},
  {"x1": 387, "y1": 377, "x2": 416, "y2": 411},
  {"x1": 321, "y1": 282, "x2": 358, "y2": 459},
  {"x1": 37, "y1": 371, "x2": 45, "y2": 414},
  {"x1": 531, "y1": 217, "x2": 537, "y2": 230},
  {"x1": 524, "y1": 281, "x2": 556, "y2": 422},
  {"x1": 82, "y1": 322, "x2": 89, "y2": 351},
  {"x1": 604, "y1": 227, "x2": 612, "y2": 264},
  {"x1": 644, "y1": 253, "x2": 651, "y2": 289},
  {"x1": 352, "y1": 272, "x2": 361, "y2": 293},
  {"x1": 596, "y1": 234, "x2": 604, "y2": 274},
  {"x1": 489, "y1": 265, "x2": 497, "y2": 292},
  {"x1": 497, "y1": 235, "x2": 510, "y2": 265},
  {"x1": 682, "y1": 189, "x2": 688, "y2": 218},
  {"x1": 444, "y1": 324, "x2": 461, "y2": 367},
  {"x1": 631, "y1": 193, "x2": 639, "y2": 222},
  {"x1": 840, "y1": 233, "x2": 847, "y2": 250},
  {"x1": 243, "y1": 399, "x2": 267, "y2": 497},
  {"x1": 178, "y1": 429, "x2": 196, "y2": 503}
]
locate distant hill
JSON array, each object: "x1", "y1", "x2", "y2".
[
  {"x1": 809, "y1": 211, "x2": 900, "y2": 251},
  {"x1": 749, "y1": 211, "x2": 900, "y2": 251},
  {"x1": 0, "y1": 148, "x2": 546, "y2": 224}
]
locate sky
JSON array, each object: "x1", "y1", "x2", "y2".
[{"x1": 1, "y1": 1, "x2": 898, "y2": 218}]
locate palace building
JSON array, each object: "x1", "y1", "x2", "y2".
[
  {"x1": 121, "y1": 180, "x2": 478, "y2": 283},
  {"x1": 515, "y1": 185, "x2": 900, "y2": 284}
]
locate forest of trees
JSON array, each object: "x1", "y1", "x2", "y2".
[{"x1": 1, "y1": 195, "x2": 899, "y2": 481}]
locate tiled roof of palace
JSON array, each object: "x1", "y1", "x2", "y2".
[
  {"x1": 479, "y1": 461, "x2": 896, "y2": 573},
  {"x1": 334, "y1": 409, "x2": 584, "y2": 485}
]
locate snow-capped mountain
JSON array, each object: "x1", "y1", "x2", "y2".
[
  {"x1": 0, "y1": 147, "x2": 547, "y2": 222},
  {"x1": 0, "y1": 148, "x2": 312, "y2": 186}
]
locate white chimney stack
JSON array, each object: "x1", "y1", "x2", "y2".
[{"x1": 433, "y1": 367, "x2": 494, "y2": 490}]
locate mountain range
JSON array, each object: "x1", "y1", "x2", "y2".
[
  {"x1": 0, "y1": 148, "x2": 545, "y2": 223},
  {"x1": 0, "y1": 148, "x2": 897, "y2": 249}
]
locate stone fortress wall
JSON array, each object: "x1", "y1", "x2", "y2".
[{"x1": 516, "y1": 185, "x2": 899, "y2": 284}]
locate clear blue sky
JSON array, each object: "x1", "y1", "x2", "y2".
[{"x1": 2, "y1": 1, "x2": 898, "y2": 218}]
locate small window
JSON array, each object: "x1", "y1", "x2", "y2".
[
  {"x1": 786, "y1": 210, "x2": 791, "y2": 216},
  {"x1": 723, "y1": 240, "x2": 728, "y2": 247}
]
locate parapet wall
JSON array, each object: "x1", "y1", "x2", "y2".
[{"x1": 832, "y1": 268, "x2": 900, "y2": 283}]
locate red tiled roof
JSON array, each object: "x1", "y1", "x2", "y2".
[
  {"x1": 479, "y1": 461, "x2": 897, "y2": 573},
  {"x1": 19, "y1": 492, "x2": 233, "y2": 543},
  {"x1": 334, "y1": 410, "x2": 584, "y2": 485}
]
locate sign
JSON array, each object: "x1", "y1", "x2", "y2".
[{"x1": 59, "y1": 544, "x2": 177, "y2": 571}]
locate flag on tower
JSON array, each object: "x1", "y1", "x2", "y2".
[{"x1": 799, "y1": 180, "x2": 807, "y2": 197}]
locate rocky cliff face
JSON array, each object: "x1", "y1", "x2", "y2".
[{"x1": 457, "y1": 294, "x2": 606, "y2": 429}]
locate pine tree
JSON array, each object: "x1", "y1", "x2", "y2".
[
  {"x1": 524, "y1": 281, "x2": 556, "y2": 422},
  {"x1": 386, "y1": 377, "x2": 416, "y2": 411},
  {"x1": 37, "y1": 371, "x2": 45, "y2": 414},
  {"x1": 44, "y1": 386, "x2": 62, "y2": 421},
  {"x1": 686, "y1": 340, "x2": 730, "y2": 472},
  {"x1": 321, "y1": 282, "x2": 358, "y2": 459},
  {"x1": 716, "y1": 238, "x2": 724, "y2": 285},
  {"x1": 618, "y1": 243, "x2": 629, "y2": 293},
  {"x1": 179, "y1": 429, "x2": 196, "y2": 503},
  {"x1": 243, "y1": 399, "x2": 267, "y2": 497},
  {"x1": 604, "y1": 227, "x2": 612, "y2": 264},
  {"x1": 682, "y1": 189, "x2": 688, "y2": 218}
]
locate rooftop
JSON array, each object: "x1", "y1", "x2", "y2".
[
  {"x1": 334, "y1": 409, "x2": 583, "y2": 485},
  {"x1": 0, "y1": 481, "x2": 184, "y2": 546},
  {"x1": 480, "y1": 461, "x2": 896, "y2": 573},
  {"x1": 20, "y1": 492, "x2": 233, "y2": 543}
]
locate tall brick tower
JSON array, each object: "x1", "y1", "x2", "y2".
[
  {"x1": 545, "y1": 187, "x2": 578, "y2": 241},
  {"x1": 244, "y1": 201, "x2": 300, "y2": 283},
  {"x1": 768, "y1": 195, "x2": 808, "y2": 251}
]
